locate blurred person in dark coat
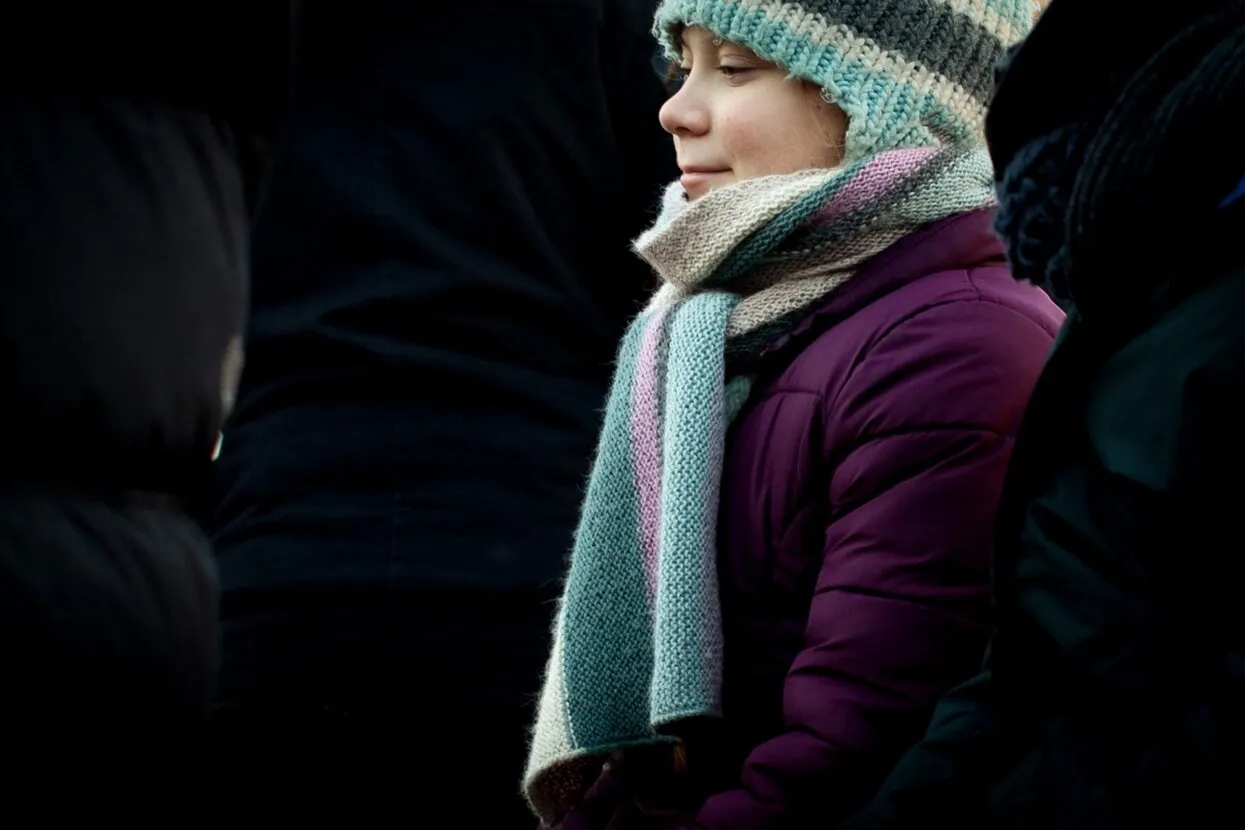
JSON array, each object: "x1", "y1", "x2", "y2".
[
  {"x1": 845, "y1": 1, "x2": 1245, "y2": 826},
  {"x1": 208, "y1": 0, "x2": 677, "y2": 815},
  {"x1": 0, "y1": 3, "x2": 295, "y2": 784}
]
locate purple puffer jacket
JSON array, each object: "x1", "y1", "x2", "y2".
[{"x1": 558, "y1": 210, "x2": 1064, "y2": 830}]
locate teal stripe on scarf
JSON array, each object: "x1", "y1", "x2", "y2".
[
  {"x1": 706, "y1": 154, "x2": 888, "y2": 286},
  {"x1": 560, "y1": 317, "x2": 654, "y2": 746},
  {"x1": 651, "y1": 292, "x2": 736, "y2": 724},
  {"x1": 560, "y1": 291, "x2": 739, "y2": 745}
]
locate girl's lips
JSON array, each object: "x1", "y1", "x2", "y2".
[{"x1": 680, "y1": 170, "x2": 729, "y2": 198}]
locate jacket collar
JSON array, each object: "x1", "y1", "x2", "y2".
[{"x1": 760, "y1": 209, "x2": 1007, "y2": 365}]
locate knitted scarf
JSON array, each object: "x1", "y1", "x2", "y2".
[{"x1": 524, "y1": 145, "x2": 998, "y2": 826}]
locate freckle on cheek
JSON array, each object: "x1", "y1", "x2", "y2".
[{"x1": 718, "y1": 116, "x2": 754, "y2": 152}]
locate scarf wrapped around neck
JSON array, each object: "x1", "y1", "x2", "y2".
[{"x1": 523, "y1": 145, "x2": 997, "y2": 826}]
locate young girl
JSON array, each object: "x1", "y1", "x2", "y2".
[{"x1": 525, "y1": 1, "x2": 1063, "y2": 827}]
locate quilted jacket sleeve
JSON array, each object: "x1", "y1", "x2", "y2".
[{"x1": 692, "y1": 295, "x2": 1057, "y2": 829}]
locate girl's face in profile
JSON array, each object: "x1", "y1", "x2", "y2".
[{"x1": 660, "y1": 26, "x2": 848, "y2": 201}]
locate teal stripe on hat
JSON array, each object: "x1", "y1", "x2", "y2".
[
  {"x1": 983, "y1": 0, "x2": 1034, "y2": 32},
  {"x1": 654, "y1": 0, "x2": 985, "y2": 161},
  {"x1": 750, "y1": 0, "x2": 1012, "y2": 102}
]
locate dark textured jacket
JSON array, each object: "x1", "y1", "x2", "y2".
[{"x1": 212, "y1": 0, "x2": 679, "y2": 602}]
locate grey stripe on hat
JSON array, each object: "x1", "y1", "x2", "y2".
[{"x1": 799, "y1": 0, "x2": 1007, "y2": 101}]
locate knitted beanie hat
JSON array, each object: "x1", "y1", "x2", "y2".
[{"x1": 653, "y1": 0, "x2": 1035, "y2": 163}]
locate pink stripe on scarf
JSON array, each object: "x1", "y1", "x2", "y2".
[
  {"x1": 631, "y1": 306, "x2": 672, "y2": 600},
  {"x1": 811, "y1": 148, "x2": 940, "y2": 224}
]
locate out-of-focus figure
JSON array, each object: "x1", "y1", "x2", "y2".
[{"x1": 209, "y1": 0, "x2": 676, "y2": 817}]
